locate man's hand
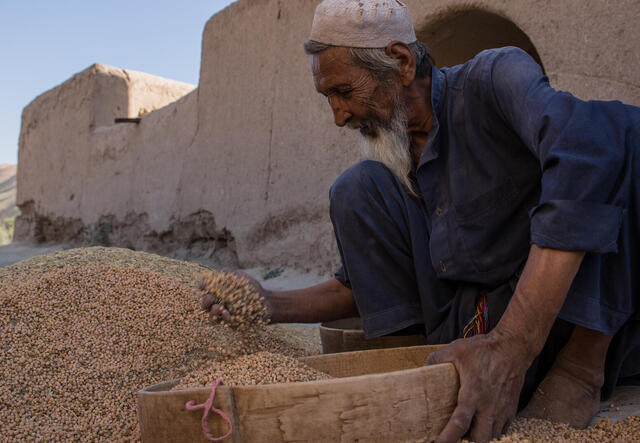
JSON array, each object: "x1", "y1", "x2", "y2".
[
  {"x1": 427, "y1": 245, "x2": 586, "y2": 443},
  {"x1": 426, "y1": 329, "x2": 533, "y2": 442},
  {"x1": 200, "y1": 271, "x2": 273, "y2": 324}
]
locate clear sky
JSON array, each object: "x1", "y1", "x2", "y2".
[{"x1": 0, "y1": 0, "x2": 236, "y2": 165}]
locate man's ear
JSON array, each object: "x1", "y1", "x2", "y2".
[{"x1": 386, "y1": 41, "x2": 416, "y2": 86}]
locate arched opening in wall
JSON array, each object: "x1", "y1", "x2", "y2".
[{"x1": 416, "y1": 7, "x2": 544, "y2": 72}]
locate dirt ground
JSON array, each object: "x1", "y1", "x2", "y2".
[{"x1": 1, "y1": 243, "x2": 638, "y2": 425}]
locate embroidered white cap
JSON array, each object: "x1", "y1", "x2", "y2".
[{"x1": 309, "y1": 0, "x2": 417, "y2": 48}]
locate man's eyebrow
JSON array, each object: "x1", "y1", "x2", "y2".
[{"x1": 322, "y1": 83, "x2": 354, "y2": 94}]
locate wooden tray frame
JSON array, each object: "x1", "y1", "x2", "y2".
[{"x1": 137, "y1": 345, "x2": 458, "y2": 442}]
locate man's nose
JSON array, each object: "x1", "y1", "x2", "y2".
[{"x1": 329, "y1": 97, "x2": 351, "y2": 127}]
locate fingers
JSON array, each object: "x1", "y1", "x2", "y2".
[
  {"x1": 201, "y1": 295, "x2": 232, "y2": 324},
  {"x1": 435, "y1": 403, "x2": 475, "y2": 443},
  {"x1": 470, "y1": 408, "x2": 495, "y2": 443},
  {"x1": 208, "y1": 304, "x2": 231, "y2": 323},
  {"x1": 492, "y1": 417, "x2": 511, "y2": 440},
  {"x1": 436, "y1": 385, "x2": 477, "y2": 443},
  {"x1": 492, "y1": 391, "x2": 518, "y2": 439},
  {"x1": 201, "y1": 293, "x2": 215, "y2": 311},
  {"x1": 502, "y1": 418, "x2": 513, "y2": 436}
]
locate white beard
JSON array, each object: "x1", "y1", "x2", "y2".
[{"x1": 358, "y1": 104, "x2": 417, "y2": 196}]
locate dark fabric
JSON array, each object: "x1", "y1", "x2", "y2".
[
  {"x1": 416, "y1": 48, "x2": 640, "y2": 339},
  {"x1": 330, "y1": 160, "x2": 639, "y2": 401},
  {"x1": 330, "y1": 160, "x2": 440, "y2": 339},
  {"x1": 330, "y1": 47, "x2": 639, "y2": 395},
  {"x1": 333, "y1": 46, "x2": 640, "y2": 332}
]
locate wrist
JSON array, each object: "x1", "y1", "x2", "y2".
[
  {"x1": 490, "y1": 320, "x2": 540, "y2": 364},
  {"x1": 493, "y1": 282, "x2": 560, "y2": 362}
]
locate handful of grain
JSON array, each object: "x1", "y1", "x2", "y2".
[
  {"x1": 172, "y1": 351, "x2": 332, "y2": 389},
  {"x1": 198, "y1": 270, "x2": 268, "y2": 330}
]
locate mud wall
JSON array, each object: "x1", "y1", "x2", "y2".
[{"x1": 16, "y1": 0, "x2": 640, "y2": 270}]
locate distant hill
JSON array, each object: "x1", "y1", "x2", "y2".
[{"x1": 0, "y1": 164, "x2": 18, "y2": 221}]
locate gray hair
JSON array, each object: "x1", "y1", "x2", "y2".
[{"x1": 303, "y1": 40, "x2": 434, "y2": 79}]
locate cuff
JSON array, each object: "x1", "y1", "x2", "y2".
[
  {"x1": 529, "y1": 200, "x2": 625, "y2": 253},
  {"x1": 334, "y1": 266, "x2": 352, "y2": 289}
]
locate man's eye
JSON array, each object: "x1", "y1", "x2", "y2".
[{"x1": 339, "y1": 89, "x2": 353, "y2": 97}]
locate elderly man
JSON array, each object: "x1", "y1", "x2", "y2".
[{"x1": 204, "y1": 1, "x2": 640, "y2": 441}]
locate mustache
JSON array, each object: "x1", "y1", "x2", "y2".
[{"x1": 347, "y1": 118, "x2": 390, "y2": 134}]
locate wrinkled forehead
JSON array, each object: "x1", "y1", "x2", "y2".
[
  {"x1": 311, "y1": 46, "x2": 354, "y2": 76},
  {"x1": 311, "y1": 47, "x2": 374, "y2": 94}
]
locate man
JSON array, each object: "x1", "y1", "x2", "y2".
[{"x1": 204, "y1": 1, "x2": 640, "y2": 441}]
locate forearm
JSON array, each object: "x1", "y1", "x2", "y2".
[
  {"x1": 494, "y1": 244, "x2": 585, "y2": 359},
  {"x1": 266, "y1": 278, "x2": 357, "y2": 324}
]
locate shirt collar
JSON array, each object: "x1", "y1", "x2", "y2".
[{"x1": 417, "y1": 66, "x2": 446, "y2": 169}]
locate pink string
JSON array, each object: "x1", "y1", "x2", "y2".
[{"x1": 185, "y1": 379, "x2": 233, "y2": 441}]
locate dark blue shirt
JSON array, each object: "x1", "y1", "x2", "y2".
[
  {"x1": 333, "y1": 47, "x2": 639, "y2": 339},
  {"x1": 421, "y1": 46, "x2": 636, "y2": 282}
]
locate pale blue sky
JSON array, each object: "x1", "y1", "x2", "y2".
[{"x1": 0, "y1": 0, "x2": 236, "y2": 165}]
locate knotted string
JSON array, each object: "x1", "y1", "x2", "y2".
[{"x1": 185, "y1": 379, "x2": 233, "y2": 441}]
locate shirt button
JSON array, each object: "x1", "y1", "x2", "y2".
[
  {"x1": 435, "y1": 207, "x2": 443, "y2": 215},
  {"x1": 440, "y1": 261, "x2": 447, "y2": 272}
]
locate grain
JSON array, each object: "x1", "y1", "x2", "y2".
[
  {"x1": 0, "y1": 247, "x2": 317, "y2": 442},
  {"x1": 173, "y1": 351, "x2": 332, "y2": 389},
  {"x1": 197, "y1": 270, "x2": 268, "y2": 330},
  {"x1": 415, "y1": 416, "x2": 640, "y2": 442},
  {"x1": 0, "y1": 246, "x2": 204, "y2": 286},
  {"x1": 492, "y1": 416, "x2": 640, "y2": 442}
]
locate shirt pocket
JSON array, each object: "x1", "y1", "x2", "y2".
[{"x1": 453, "y1": 178, "x2": 529, "y2": 279}]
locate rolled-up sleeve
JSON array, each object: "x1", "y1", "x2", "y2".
[
  {"x1": 488, "y1": 47, "x2": 628, "y2": 252},
  {"x1": 529, "y1": 201, "x2": 624, "y2": 253}
]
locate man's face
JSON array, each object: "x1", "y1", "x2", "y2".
[
  {"x1": 311, "y1": 47, "x2": 401, "y2": 139},
  {"x1": 311, "y1": 46, "x2": 415, "y2": 191}
]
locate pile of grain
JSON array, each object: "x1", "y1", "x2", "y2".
[
  {"x1": 0, "y1": 247, "x2": 317, "y2": 441},
  {"x1": 172, "y1": 351, "x2": 331, "y2": 389},
  {"x1": 0, "y1": 246, "x2": 202, "y2": 285}
]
